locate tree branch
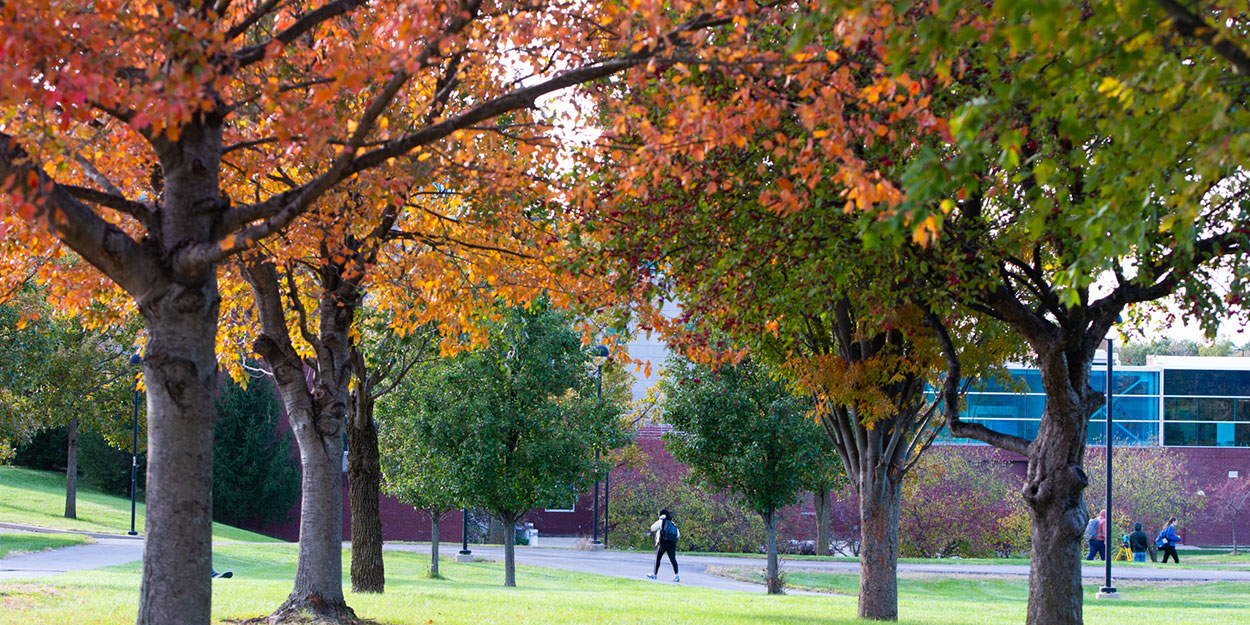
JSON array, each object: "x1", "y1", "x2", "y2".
[
  {"x1": 922, "y1": 303, "x2": 1031, "y2": 456},
  {"x1": 230, "y1": 0, "x2": 370, "y2": 70},
  {"x1": 63, "y1": 185, "x2": 154, "y2": 224},
  {"x1": 0, "y1": 132, "x2": 155, "y2": 296},
  {"x1": 1156, "y1": 0, "x2": 1250, "y2": 75},
  {"x1": 225, "y1": 0, "x2": 280, "y2": 41},
  {"x1": 180, "y1": 11, "x2": 729, "y2": 274}
]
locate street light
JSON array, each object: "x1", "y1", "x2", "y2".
[
  {"x1": 590, "y1": 345, "x2": 609, "y2": 548},
  {"x1": 128, "y1": 352, "x2": 142, "y2": 537},
  {"x1": 456, "y1": 508, "x2": 473, "y2": 562},
  {"x1": 1098, "y1": 320, "x2": 1122, "y2": 600}
]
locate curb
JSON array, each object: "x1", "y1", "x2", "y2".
[{"x1": 0, "y1": 522, "x2": 143, "y2": 540}]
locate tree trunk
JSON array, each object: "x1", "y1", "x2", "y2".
[
  {"x1": 247, "y1": 261, "x2": 357, "y2": 623},
  {"x1": 430, "y1": 512, "x2": 441, "y2": 577},
  {"x1": 858, "y1": 475, "x2": 902, "y2": 621},
  {"x1": 501, "y1": 513, "x2": 517, "y2": 587},
  {"x1": 348, "y1": 391, "x2": 384, "y2": 593},
  {"x1": 1023, "y1": 481, "x2": 1085, "y2": 625},
  {"x1": 1019, "y1": 374, "x2": 1100, "y2": 625},
  {"x1": 763, "y1": 509, "x2": 781, "y2": 594},
  {"x1": 268, "y1": 394, "x2": 355, "y2": 622},
  {"x1": 814, "y1": 488, "x2": 831, "y2": 556},
  {"x1": 136, "y1": 280, "x2": 221, "y2": 625},
  {"x1": 1232, "y1": 514, "x2": 1238, "y2": 556},
  {"x1": 64, "y1": 417, "x2": 78, "y2": 519}
]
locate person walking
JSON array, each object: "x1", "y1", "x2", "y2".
[
  {"x1": 647, "y1": 509, "x2": 680, "y2": 582},
  {"x1": 1085, "y1": 509, "x2": 1108, "y2": 561},
  {"x1": 1128, "y1": 522, "x2": 1150, "y2": 562},
  {"x1": 1156, "y1": 517, "x2": 1182, "y2": 563}
]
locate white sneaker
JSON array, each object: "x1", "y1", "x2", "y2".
[{"x1": 673, "y1": 575, "x2": 680, "y2": 583}]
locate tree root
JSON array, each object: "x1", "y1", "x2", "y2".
[{"x1": 228, "y1": 593, "x2": 364, "y2": 625}]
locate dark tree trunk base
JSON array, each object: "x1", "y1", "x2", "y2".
[{"x1": 264, "y1": 593, "x2": 360, "y2": 624}]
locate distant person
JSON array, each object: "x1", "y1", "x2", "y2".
[
  {"x1": 1085, "y1": 509, "x2": 1108, "y2": 561},
  {"x1": 1128, "y1": 522, "x2": 1150, "y2": 562},
  {"x1": 647, "y1": 508, "x2": 680, "y2": 582},
  {"x1": 1156, "y1": 517, "x2": 1182, "y2": 563}
]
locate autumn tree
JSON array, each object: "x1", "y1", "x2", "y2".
[
  {"x1": 659, "y1": 354, "x2": 835, "y2": 594},
  {"x1": 877, "y1": 3, "x2": 1250, "y2": 625},
  {"x1": 0, "y1": 1, "x2": 793, "y2": 622},
  {"x1": 566, "y1": 6, "x2": 1017, "y2": 617},
  {"x1": 899, "y1": 447, "x2": 1028, "y2": 558},
  {"x1": 1081, "y1": 447, "x2": 1199, "y2": 543}
]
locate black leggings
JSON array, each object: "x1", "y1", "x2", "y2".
[
  {"x1": 1160, "y1": 545, "x2": 1179, "y2": 563},
  {"x1": 654, "y1": 540, "x2": 678, "y2": 575}
]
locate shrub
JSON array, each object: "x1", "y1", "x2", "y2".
[
  {"x1": 1083, "y1": 446, "x2": 1201, "y2": 542},
  {"x1": 608, "y1": 462, "x2": 764, "y2": 553},
  {"x1": 899, "y1": 447, "x2": 1029, "y2": 558}
]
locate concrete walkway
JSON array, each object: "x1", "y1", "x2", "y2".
[
  {"x1": 6, "y1": 523, "x2": 1250, "y2": 591},
  {"x1": 0, "y1": 536, "x2": 144, "y2": 580},
  {"x1": 384, "y1": 543, "x2": 1250, "y2": 589}
]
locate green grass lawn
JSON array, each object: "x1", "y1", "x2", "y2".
[
  {"x1": 0, "y1": 532, "x2": 92, "y2": 559},
  {"x1": 0, "y1": 466, "x2": 282, "y2": 543},
  {"x1": 0, "y1": 544, "x2": 1247, "y2": 625}
]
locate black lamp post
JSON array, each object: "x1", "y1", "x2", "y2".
[
  {"x1": 1098, "y1": 332, "x2": 1119, "y2": 599},
  {"x1": 128, "y1": 353, "x2": 142, "y2": 537},
  {"x1": 458, "y1": 508, "x2": 472, "y2": 560},
  {"x1": 590, "y1": 345, "x2": 609, "y2": 547}
]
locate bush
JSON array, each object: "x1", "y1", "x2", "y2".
[
  {"x1": 608, "y1": 461, "x2": 765, "y2": 553},
  {"x1": 899, "y1": 447, "x2": 1029, "y2": 558},
  {"x1": 1083, "y1": 446, "x2": 1200, "y2": 541}
]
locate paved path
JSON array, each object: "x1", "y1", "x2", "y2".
[
  {"x1": 386, "y1": 543, "x2": 788, "y2": 593},
  {"x1": 384, "y1": 543, "x2": 1250, "y2": 590},
  {"x1": 0, "y1": 536, "x2": 144, "y2": 580},
  {"x1": 6, "y1": 523, "x2": 1250, "y2": 590}
]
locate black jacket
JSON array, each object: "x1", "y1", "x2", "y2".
[{"x1": 1129, "y1": 530, "x2": 1150, "y2": 553}]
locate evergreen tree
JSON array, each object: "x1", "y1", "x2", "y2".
[{"x1": 212, "y1": 374, "x2": 300, "y2": 527}]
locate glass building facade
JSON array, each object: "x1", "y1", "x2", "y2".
[{"x1": 942, "y1": 357, "x2": 1250, "y2": 448}]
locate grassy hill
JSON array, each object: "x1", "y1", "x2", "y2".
[{"x1": 0, "y1": 466, "x2": 284, "y2": 542}]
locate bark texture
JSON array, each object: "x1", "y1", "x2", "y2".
[
  {"x1": 858, "y1": 474, "x2": 902, "y2": 620},
  {"x1": 1019, "y1": 350, "x2": 1100, "y2": 625},
  {"x1": 136, "y1": 278, "x2": 221, "y2": 625},
  {"x1": 246, "y1": 261, "x2": 357, "y2": 623},
  {"x1": 347, "y1": 391, "x2": 384, "y2": 593},
  {"x1": 64, "y1": 417, "x2": 78, "y2": 519},
  {"x1": 763, "y1": 509, "x2": 781, "y2": 594},
  {"x1": 813, "y1": 488, "x2": 831, "y2": 556}
]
